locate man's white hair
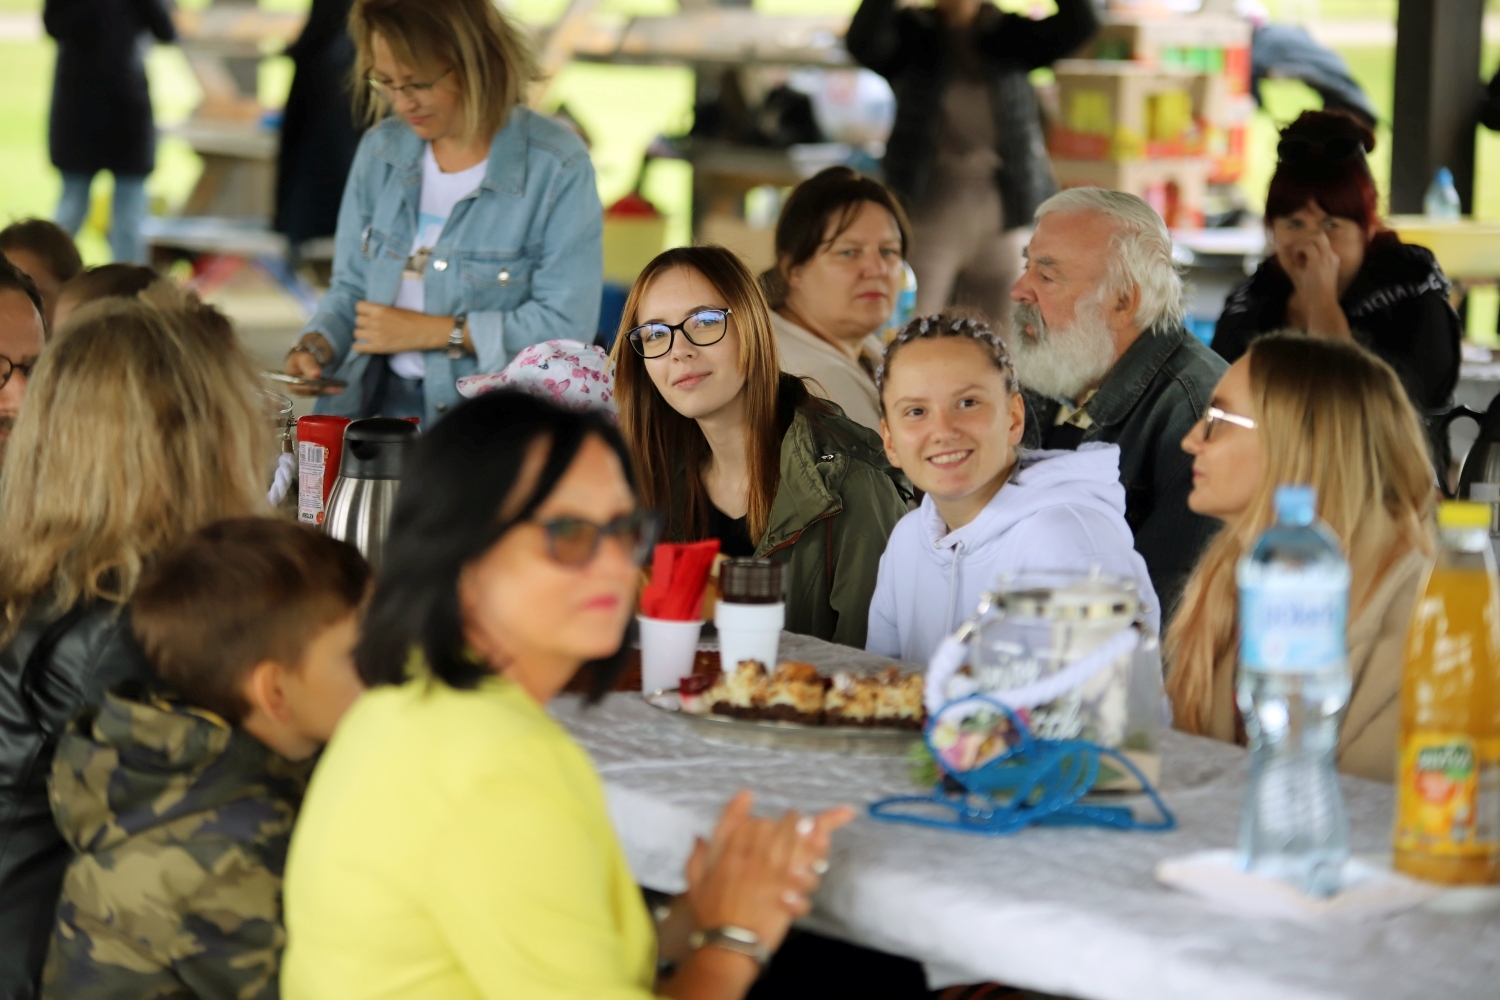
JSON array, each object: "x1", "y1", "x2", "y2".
[{"x1": 1033, "y1": 188, "x2": 1185, "y2": 332}]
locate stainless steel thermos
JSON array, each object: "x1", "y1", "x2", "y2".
[{"x1": 323, "y1": 418, "x2": 418, "y2": 569}]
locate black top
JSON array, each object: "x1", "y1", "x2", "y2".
[
  {"x1": 1212, "y1": 238, "x2": 1462, "y2": 411},
  {"x1": 707, "y1": 505, "x2": 756, "y2": 558},
  {"x1": 846, "y1": 0, "x2": 1097, "y2": 226},
  {"x1": 43, "y1": 0, "x2": 176, "y2": 175}
]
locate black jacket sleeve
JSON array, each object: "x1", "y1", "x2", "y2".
[
  {"x1": 846, "y1": 0, "x2": 913, "y2": 80},
  {"x1": 1211, "y1": 298, "x2": 1256, "y2": 363},
  {"x1": 978, "y1": 0, "x2": 1099, "y2": 70},
  {"x1": 1361, "y1": 291, "x2": 1462, "y2": 411},
  {"x1": 129, "y1": 0, "x2": 178, "y2": 44}
]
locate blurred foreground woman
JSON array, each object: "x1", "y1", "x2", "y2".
[
  {"x1": 0, "y1": 292, "x2": 270, "y2": 997},
  {"x1": 283, "y1": 392, "x2": 853, "y2": 1000}
]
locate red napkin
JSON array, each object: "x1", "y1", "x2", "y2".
[{"x1": 640, "y1": 540, "x2": 720, "y2": 620}]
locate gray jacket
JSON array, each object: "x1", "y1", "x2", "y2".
[{"x1": 1023, "y1": 324, "x2": 1228, "y2": 620}]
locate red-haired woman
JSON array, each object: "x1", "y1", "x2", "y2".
[{"x1": 1212, "y1": 111, "x2": 1461, "y2": 410}]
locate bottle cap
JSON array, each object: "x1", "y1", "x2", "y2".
[
  {"x1": 1437, "y1": 500, "x2": 1490, "y2": 530},
  {"x1": 1273, "y1": 485, "x2": 1316, "y2": 526}
]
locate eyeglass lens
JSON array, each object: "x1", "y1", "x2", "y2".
[{"x1": 547, "y1": 514, "x2": 658, "y2": 567}]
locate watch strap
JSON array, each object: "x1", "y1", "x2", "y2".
[
  {"x1": 446, "y1": 313, "x2": 468, "y2": 360},
  {"x1": 688, "y1": 925, "x2": 770, "y2": 968}
]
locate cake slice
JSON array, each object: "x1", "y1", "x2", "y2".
[
  {"x1": 707, "y1": 659, "x2": 769, "y2": 719},
  {"x1": 761, "y1": 662, "x2": 830, "y2": 725}
]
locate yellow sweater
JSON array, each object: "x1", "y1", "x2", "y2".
[{"x1": 281, "y1": 676, "x2": 657, "y2": 1000}]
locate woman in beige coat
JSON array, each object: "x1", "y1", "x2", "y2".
[{"x1": 1166, "y1": 331, "x2": 1435, "y2": 782}]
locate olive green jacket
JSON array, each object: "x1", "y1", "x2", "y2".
[{"x1": 753, "y1": 407, "x2": 912, "y2": 648}]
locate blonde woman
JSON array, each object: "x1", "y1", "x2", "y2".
[
  {"x1": 0, "y1": 294, "x2": 270, "y2": 994},
  {"x1": 1167, "y1": 332, "x2": 1435, "y2": 782},
  {"x1": 283, "y1": 0, "x2": 603, "y2": 425},
  {"x1": 612, "y1": 245, "x2": 911, "y2": 648}
]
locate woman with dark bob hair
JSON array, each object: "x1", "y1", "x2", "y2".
[
  {"x1": 281, "y1": 391, "x2": 853, "y2": 999},
  {"x1": 761, "y1": 166, "x2": 911, "y2": 433},
  {"x1": 1213, "y1": 110, "x2": 1461, "y2": 412}
]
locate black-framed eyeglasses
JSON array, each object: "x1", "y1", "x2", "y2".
[
  {"x1": 1276, "y1": 135, "x2": 1365, "y2": 166},
  {"x1": 624, "y1": 308, "x2": 731, "y2": 359},
  {"x1": 1202, "y1": 405, "x2": 1256, "y2": 441},
  {"x1": 367, "y1": 68, "x2": 452, "y2": 103},
  {"x1": 0, "y1": 355, "x2": 36, "y2": 391},
  {"x1": 535, "y1": 509, "x2": 663, "y2": 568}
]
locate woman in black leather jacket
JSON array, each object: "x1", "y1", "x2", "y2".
[{"x1": 0, "y1": 291, "x2": 270, "y2": 998}]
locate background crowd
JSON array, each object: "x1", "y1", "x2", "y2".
[{"x1": 0, "y1": 0, "x2": 1479, "y2": 999}]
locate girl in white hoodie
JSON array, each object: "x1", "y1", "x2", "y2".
[{"x1": 867, "y1": 312, "x2": 1159, "y2": 664}]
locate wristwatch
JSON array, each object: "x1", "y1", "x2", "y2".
[
  {"x1": 446, "y1": 313, "x2": 468, "y2": 360},
  {"x1": 287, "y1": 337, "x2": 333, "y2": 368},
  {"x1": 688, "y1": 925, "x2": 770, "y2": 968}
]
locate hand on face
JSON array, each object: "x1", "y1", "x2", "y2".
[
  {"x1": 1272, "y1": 202, "x2": 1366, "y2": 302},
  {"x1": 459, "y1": 435, "x2": 642, "y2": 702},
  {"x1": 879, "y1": 337, "x2": 1023, "y2": 529},
  {"x1": 1181, "y1": 358, "x2": 1263, "y2": 522},
  {"x1": 685, "y1": 790, "x2": 855, "y2": 952},
  {"x1": 783, "y1": 201, "x2": 904, "y2": 349},
  {"x1": 637, "y1": 266, "x2": 747, "y2": 422}
]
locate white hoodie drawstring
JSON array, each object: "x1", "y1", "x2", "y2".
[{"x1": 945, "y1": 539, "x2": 966, "y2": 635}]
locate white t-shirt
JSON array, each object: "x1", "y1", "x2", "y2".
[{"x1": 389, "y1": 145, "x2": 489, "y2": 381}]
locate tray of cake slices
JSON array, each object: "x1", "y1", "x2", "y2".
[{"x1": 644, "y1": 659, "x2": 925, "y2": 755}]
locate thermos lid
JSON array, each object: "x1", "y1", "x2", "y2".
[
  {"x1": 338, "y1": 418, "x2": 418, "y2": 480},
  {"x1": 720, "y1": 558, "x2": 784, "y2": 604}
]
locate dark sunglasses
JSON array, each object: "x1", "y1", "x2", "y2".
[
  {"x1": 1276, "y1": 135, "x2": 1365, "y2": 166},
  {"x1": 535, "y1": 509, "x2": 663, "y2": 568},
  {"x1": 625, "y1": 308, "x2": 731, "y2": 359},
  {"x1": 0, "y1": 355, "x2": 36, "y2": 391}
]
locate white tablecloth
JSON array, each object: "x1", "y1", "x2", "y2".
[{"x1": 554, "y1": 634, "x2": 1500, "y2": 1000}]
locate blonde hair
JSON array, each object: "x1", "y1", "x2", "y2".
[
  {"x1": 0, "y1": 293, "x2": 271, "y2": 639},
  {"x1": 1165, "y1": 332, "x2": 1435, "y2": 734},
  {"x1": 612, "y1": 246, "x2": 823, "y2": 545},
  {"x1": 351, "y1": 0, "x2": 540, "y2": 144}
]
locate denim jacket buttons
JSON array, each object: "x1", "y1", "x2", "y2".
[
  {"x1": 433, "y1": 259, "x2": 448, "y2": 272},
  {"x1": 498, "y1": 268, "x2": 511, "y2": 285}
]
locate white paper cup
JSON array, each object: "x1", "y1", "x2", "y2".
[
  {"x1": 715, "y1": 600, "x2": 784, "y2": 674},
  {"x1": 637, "y1": 615, "x2": 704, "y2": 693}
]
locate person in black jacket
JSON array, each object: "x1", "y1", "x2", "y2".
[
  {"x1": 846, "y1": 0, "x2": 1096, "y2": 326},
  {"x1": 1213, "y1": 111, "x2": 1461, "y2": 413},
  {"x1": 0, "y1": 291, "x2": 270, "y2": 999},
  {"x1": 274, "y1": 0, "x2": 363, "y2": 249},
  {"x1": 43, "y1": 0, "x2": 175, "y2": 266}
]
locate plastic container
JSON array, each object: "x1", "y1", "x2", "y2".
[
  {"x1": 638, "y1": 615, "x2": 704, "y2": 693},
  {"x1": 296, "y1": 415, "x2": 351, "y2": 526},
  {"x1": 1236, "y1": 485, "x2": 1351, "y2": 898},
  {"x1": 1394, "y1": 501, "x2": 1500, "y2": 885}
]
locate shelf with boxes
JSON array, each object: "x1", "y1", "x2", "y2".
[{"x1": 1048, "y1": 13, "x2": 1253, "y2": 229}]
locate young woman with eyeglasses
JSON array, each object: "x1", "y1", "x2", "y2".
[
  {"x1": 612, "y1": 246, "x2": 911, "y2": 649},
  {"x1": 282, "y1": 0, "x2": 603, "y2": 425},
  {"x1": 282, "y1": 391, "x2": 854, "y2": 1000},
  {"x1": 1212, "y1": 111, "x2": 1460, "y2": 413},
  {"x1": 1168, "y1": 332, "x2": 1436, "y2": 782}
]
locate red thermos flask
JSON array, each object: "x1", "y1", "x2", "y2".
[{"x1": 296, "y1": 415, "x2": 352, "y2": 526}]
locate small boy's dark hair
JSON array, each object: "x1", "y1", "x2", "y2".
[
  {"x1": 876, "y1": 308, "x2": 1018, "y2": 410},
  {"x1": 0, "y1": 218, "x2": 82, "y2": 285},
  {"x1": 59, "y1": 263, "x2": 162, "y2": 309},
  {"x1": 132, "y1": 518, "x2": 371, "y2": 724}
]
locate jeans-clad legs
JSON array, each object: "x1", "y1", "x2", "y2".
[{"x1": 55, "y1": 172, "x2": 150, "y2": 265}]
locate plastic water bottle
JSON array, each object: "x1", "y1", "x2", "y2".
[
  {"x1": 1423, "y1": 167, "x2": 1462, "y2": 220},
  {"x1": 1235, "y1": 485, "x2": 1352, "y2": 898}
]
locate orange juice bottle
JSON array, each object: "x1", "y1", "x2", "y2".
[{"x1": 1394, "y1": 501, "x2": 1500, "y2": 884}]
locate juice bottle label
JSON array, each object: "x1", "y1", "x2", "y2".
[{"x1": 1395, "y1": 733, "x2": 1500, "y2": 857}]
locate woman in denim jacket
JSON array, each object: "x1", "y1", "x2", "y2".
[{"x1": 283, "y1": 0, "x2": 603, "y2": 425}]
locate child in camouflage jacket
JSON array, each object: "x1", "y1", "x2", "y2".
[{"x1": 41, "y1": 519, "x2": 369, "y2": 1000}]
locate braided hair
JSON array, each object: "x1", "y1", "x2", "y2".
[{"x1": 876, "y1": 310, "x2": 1018, "y2": 411}]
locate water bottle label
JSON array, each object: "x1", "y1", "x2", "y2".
[{"x1": 1238, "y1": 574, "x2": 1347, "y2": 671}]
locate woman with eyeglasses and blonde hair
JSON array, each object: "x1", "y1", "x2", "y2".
[
  {"x1": 0, "y1": 292, "x2": 270, "y2": 995},
  {"x1": 612, "y1": 245, "x2": 911, "y2": 649},
  {"x1": 1168, "y1": 332, "x2": 1436, "y2": 782},
  {"x1": 283, "y1": 0, "x2": 603, "y2": 425}
]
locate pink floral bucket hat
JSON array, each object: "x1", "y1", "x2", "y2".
[{"x1": 456, "y1": 339, "x2": 616, "y2": 421}]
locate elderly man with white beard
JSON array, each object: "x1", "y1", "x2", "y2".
[{"x1": 1006, "y1": 187, "x2": 1226, "y2": 618}]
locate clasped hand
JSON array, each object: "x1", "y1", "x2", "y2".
[
  {"x1": 685, "y1": 791, "x2": 855, "y2": 952},
  {"x1": 353, "y1": 302, "x2": 451, "y2": 354}
]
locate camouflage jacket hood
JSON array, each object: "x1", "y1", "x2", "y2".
[{"x1": 42, "y1": 681, "x2": 311, "y2": 1000}]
